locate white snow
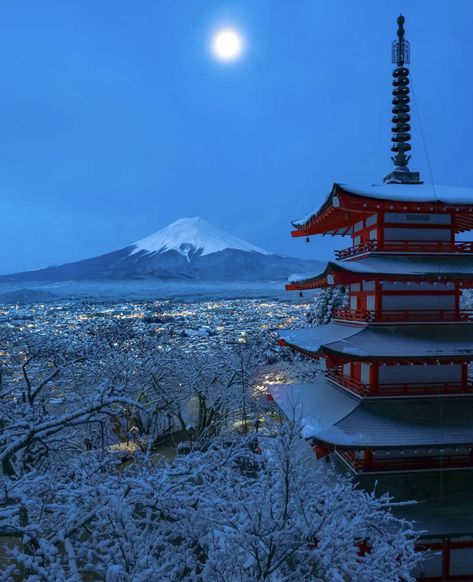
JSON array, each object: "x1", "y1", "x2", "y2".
[
  {"x1": 343, "y1": 182, "x2": 473, "y2": 204},
  {"x1": 130, "y1": 217, "x2": 270, "y2": 260},
  {"x1": 289, "y1": 256, "x2": 473, "y2": 285},
  {"x1": 289, "y1": 271, "x2": 326, "y2": 283},
  {"x1": 279, "y1": 325, "x2": 362, "y2": 354},
  {"x1": 269, "y1": 382, "x2": 359, "y2": 439},
  {"x1": 293, "y1": 182, "x2": 473, "y2": 227}
]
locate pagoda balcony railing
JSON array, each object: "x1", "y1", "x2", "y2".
[
  {"x1": 325, "y1": 371, "x2": 370, "y2": 395},
  {"x1": 335, "y1": 240, "x2": 473, "y2": 260},
  {"x1": 338, "y1": 450, "x2": 473, "y2": 473},
  {"x1": 333, "y1": 308, "x2": 473, "y2": 323},
  {"x1": 325, "y1": 370, "x2": 473, "y2": 397}
]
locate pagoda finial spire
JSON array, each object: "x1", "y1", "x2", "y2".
[{"x1": 384, "y1": 14, "x2": 422, "y2": 184}]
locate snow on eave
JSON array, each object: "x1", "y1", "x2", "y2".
[
  {"x1": 291, "y1": 181, "x2": 473, "y2": 231},
  {"x1": 291, "y1": 185, "x2": 338, "y2": 229},
  {"x1": 342, "y1": 183, "x2": 473, "y2": 205},
  {"x1": 288, "y1": 266, "x2": 328, "y2": 284},
  {"x1": 268, "y1": 382, "x2": 359, "y2": 440}
]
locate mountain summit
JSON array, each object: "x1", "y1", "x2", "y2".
[
  {"x1": 0, "y1": 218, "x2": 321, "y2": 282},
  {"x1": 131, "y1": 217, "x2": 270, "y2": 260}
]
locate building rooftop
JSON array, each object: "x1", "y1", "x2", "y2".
[
  {"x1": 288, "y1": 255, "x2": 473, "y2": 289},
  {"x1": 270, "y1": 381, "x2": 473, "y2": 448},
  {"x1": 292, "y1": 183, "x2": 473, "y2": 236},
  {"x1": 357, "y1": 470, "x2": 473, "y2": 537},
  {"x1": 279, "y1": 323, "x2": 473, "y2": 360}
]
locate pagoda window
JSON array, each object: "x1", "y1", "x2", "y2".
[
  {"x1": 383, "y1": 226, "x2": 452, "y2": 242},
  {"x1": 384, "y1": 212, "x2": 451, "y2": 225},
  {"x1": 360, "y1": 362, "x2": 370, "y2": 384},
  {"x1": 351, "y1": 217, "x2": 378, "y2": 249},
  {"x1": 450, "y1": 547, "x2": 473, "y2": 577},
  {"x1": 381, "y1": 293, "x2": 455, "y2": 310},
  {"x1": 381, "y1": 281, "x2": 455, "y2": 291},
  {"x1": 354, "y1": 220, "x2": 364, "y2": 232},
  {"x1": 366, "y1": 296, "x2": 375, "y2": 310},
  {"x1": 365, "y1": 214, "x2": 377, "y2": 227},
  {"x1": 378, "y1": 363, "x2": 462, "y2": 385}
]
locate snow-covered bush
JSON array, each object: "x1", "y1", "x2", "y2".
[
  {"x1": 0, "y1": 420, "x2": 421, "y2": 581},
  {"x1": 306, "y1": 287, "x2": 348, "y2": 325}
]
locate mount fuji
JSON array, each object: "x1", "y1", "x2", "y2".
[{"x1": 0, "y1": 217, "x2": 322, "y2": 282}]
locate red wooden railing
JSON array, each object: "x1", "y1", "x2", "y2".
[
  {"x1": 338, "y1": 450, "x2": 473, "y2": 473},
  {"x1": 325, "y1": 371, "x2": 370, "y2": 395},
  {"x1": 325, "y1": 370, "x2": 473, "y2": 396},
  {"x1": 333, "y1": 308, "x2": 473, "y2": 323},
  {"x1": 335, "y1": 240, "x2": 473, "y2": 260}
]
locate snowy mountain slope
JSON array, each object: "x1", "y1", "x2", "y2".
[
  {"x1": 0, "y1": 218, "x2": 323, "y2": 282},
  {"x1": 131, "y1": 217, "x2": 270, "y2": 259}
]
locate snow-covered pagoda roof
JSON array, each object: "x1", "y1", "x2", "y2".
[
  {"x1": 363, "y1": 471, "x2": 473, "y2": 537},
  {"x1": 287, "y1": 255, "x2": 473, "y2": 290},
  {"x1": 292, "y1": 182, "x2": 473, "y2": 236},
  {"x1": 270, "y1": 381, "x2": 473, "y2": 448},
  {"x1": 278, "y1": 323, "x2": 473, "y2": 361}
]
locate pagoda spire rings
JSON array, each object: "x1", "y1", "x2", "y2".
[{"x1": 384, "y1": 15, "x2": 421, "y2": 184}]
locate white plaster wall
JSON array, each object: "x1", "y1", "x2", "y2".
[
  {"x1": 378, "y1": 364, "x2": 461, "y2": 384},
  {"x1": 384, "y1": 213, "x2": 451, "y2": 224},
  {"x1": 384, "y1": 227, "x2": 451, "y2": 241},
  {"x1": 381, "y1": 294, "x2": 455, "y2": 310},
  {"x1": 450, "y1": 548, "x2": 473, "y2": 575},
  {"x1": 382, "y1": 282, "x2": 454, "y2": 291},
  {"x1": 360, "y1": 363, "x2": 370, "y2": 384}
]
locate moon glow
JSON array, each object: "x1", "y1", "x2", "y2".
[{"x1": 211, "y1": 28, "x2": 244, "y2": 61}]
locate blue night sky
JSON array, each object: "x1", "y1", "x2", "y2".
[{"x1": 1, "y1": 0, "x2": 473, "y2": 273}]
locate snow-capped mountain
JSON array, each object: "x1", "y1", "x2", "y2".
[
  {"x1": 131, "y1": 217, "x2": 270, "y2": 259},
  {"x1": 0, "y1": 217, "x2": 322, "y2": 282}
]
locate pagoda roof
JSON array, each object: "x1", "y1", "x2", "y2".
[
  {"x1": 358, "y1": 471, "x2": 473, "y2": 537},
  {"x1": 292, "y1": 182, "x2": 473, "y2": 236},
  {"x1": 287, "y1": 255, "x2": 473, "y2": 290},
  {"x1": 270, "y1": 381, "x2": 473, "y2": 448},
  {"x1": 278, "y1": 323, "x2": 473, "y2": 361}
]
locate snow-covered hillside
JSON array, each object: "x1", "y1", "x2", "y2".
[{"x1": 131, "y1": 217, "x2": 270, "y2": 259}]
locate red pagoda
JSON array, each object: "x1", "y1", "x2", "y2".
[{"x1": 271, "y1": 16, "x2": 473, "y2": 581}]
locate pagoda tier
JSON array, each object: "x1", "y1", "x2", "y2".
[
  {"x1": 278, "y1": 324, "x2": 473, "y2": 398},
  {"x1": 287, "y1": 255, "x2": 473, "y2": 288},
  {"x1": 278, "y1": 324, "x2": 473, "y2": 361},
  {"x1": 287, "y1": 255, "x2": 473, "y2": 323},
  {"x1": 361, "y1": 471, "x2": 473, "y2": 580},
  {"x1": 292, "y1": 182, "x2": 473, "y2": 237},
  {"x1": 270, "y1": 382, "x2": 473, "y2": 474}
]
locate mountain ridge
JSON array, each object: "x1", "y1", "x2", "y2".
[{"x1": 0, "y1": 218, "x2": 322, "y2": 282}]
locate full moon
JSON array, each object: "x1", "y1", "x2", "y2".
[{"x1": 211, "y1": 28, "x2": 244, "y2": 61}]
